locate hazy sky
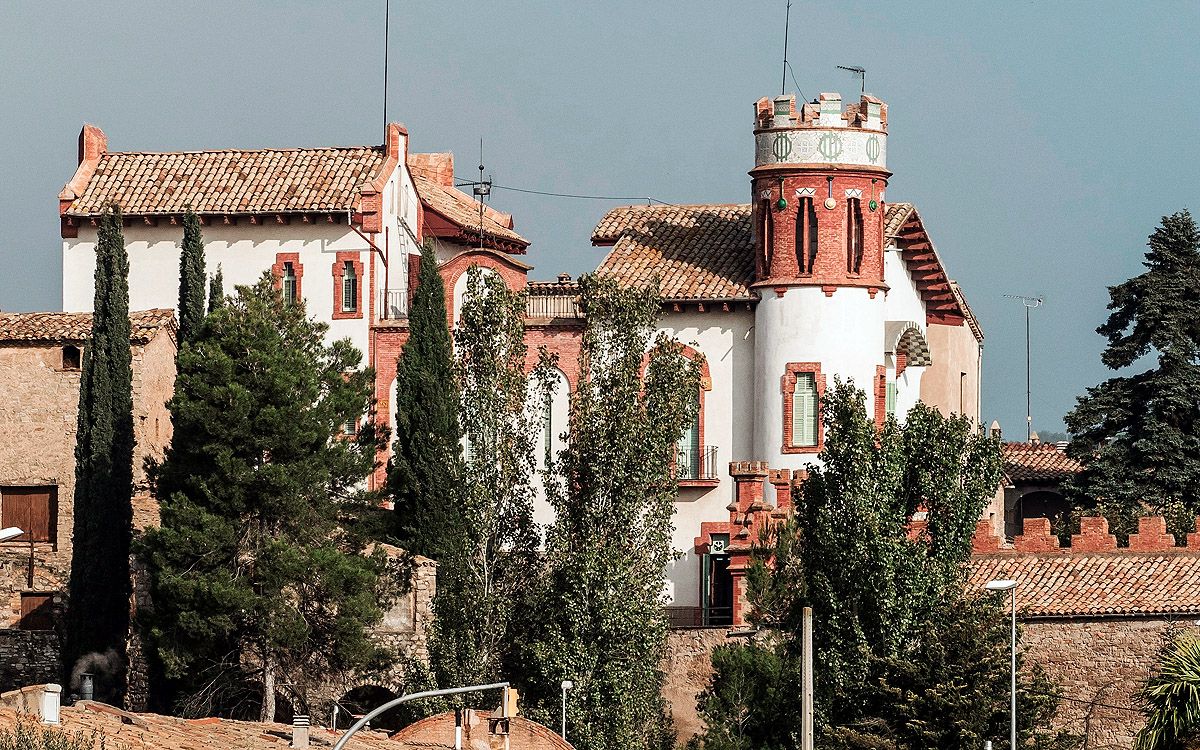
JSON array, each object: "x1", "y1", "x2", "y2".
[{"x1": 2, "y1": 1, "x2": 1198, "y2": 436}]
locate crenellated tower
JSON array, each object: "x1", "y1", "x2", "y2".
[{"x1": 750, "y1": 92, "x2": 892, "y2": 467}]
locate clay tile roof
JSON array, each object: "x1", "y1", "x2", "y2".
[
  {"x1": 883, "y1": 202, "x2": 915, "y2": 239},
  {"x1": 64, "y1": 146, "x2": 387, "y2": 217},
  {"x1": 0, "y1": 703, "x2": 402, "y2": 749},
  {"x1": 969, "y1": 552, "x2": 1200, "y2": 618},
  {"x1": 0, "y1": 309, "x2": 176, "y2": 344},
  {"x1": 411, "y1": 174, "x2": 529, "y2": 249},
  {"x1": 592, "y1": 204, "x2": 756, "y2": 301},
  {"x1": 1002, "y1": 441, "x2": 1083, "y2": 484}
]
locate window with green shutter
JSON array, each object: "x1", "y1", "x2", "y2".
[
  {"x1": 792, "y1": 373, "x2": 819, "y2": 447},
  {"x1": 886, "y1": 382, "x2": 897, "y2": 416}
]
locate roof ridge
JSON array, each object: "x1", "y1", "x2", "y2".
[{"x1": 102, "y1": 144, "x2": 384, "y2": 157}]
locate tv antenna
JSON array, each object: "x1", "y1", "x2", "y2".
[
  {"x1": 781, "y1": 0, "x2": 792, "y2": 95},
  {"x1": 382, "y1": 0, "x2": 391, "y2": 135},
  {"x1": 837, "y1": 65, "x2": 866, "y2": 94},
  {"x1": 1003, "y1": 294, "x2": 1044, "y2": 442},
  {"x1": 473, "y1": 139, "x2": 492, "y2": 251}
]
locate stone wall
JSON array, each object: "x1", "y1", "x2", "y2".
[
  {"x1": 662, "y1": 628, "x2": 736, "y2": 743},
  {"x1": 0, "y1": 629, "x2": 60, "y2": 689},
  {"x1": 1023, "y1": 617, "x2": 1200, "y2": 749}
]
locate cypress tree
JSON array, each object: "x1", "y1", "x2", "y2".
[
  {"x1": 1065, "y1": 210, "x2": 1200, "y2": 538},
  {"x1": 177, "y1": 208, "x2": 206, "y2": 346},
  {"x1": 388, "y1": 240, "x2": 460, "y2": 558},
  {"x1": 64, "y1": 204, "x2": 135, "y2": 705},
  {"x1": 207, "y1": 265, "x2": 224, "y2": 314}
]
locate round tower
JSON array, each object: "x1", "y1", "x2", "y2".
[{"x1": 750, "y1": 92, "x2": 891, "y2": 467}]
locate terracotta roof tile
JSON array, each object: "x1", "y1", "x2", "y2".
[
  {"x1": 592, "y1": 204, "x2": 756, "y2": 301},
  {"x1": 883, "y1": 202, "x2": 915, "y2": 239},
  {"x1": 64, "y1": 147, "x2": 387, "y2": 217},
  {"x1": 411, "y1": 174, "x2": 528, "y2": 249},
  {"x1": 1002, "y1": 442, "x2": 1083, "y2": 484},
  {"x1": 0, "y1": 309, "x2": 176, "y2": 344},
  {"x1": 969, "y1": 552, "x2": 1200, "y2": 618}
]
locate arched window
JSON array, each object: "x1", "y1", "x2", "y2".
[
  {"x1": 341, "y1": 261, "x2": 357, "y2": 312},
  {"x1": 795, "y1": 196, "x2": 818, "y2": 274},
  {"x1": 759, "y1": 200, "x2": 774, "y2": 276},
  {"x1": 846, "y1": 198, "x2": 864, "y2": 274}
]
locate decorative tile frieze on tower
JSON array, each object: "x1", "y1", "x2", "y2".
[{"x1": 750, "y1": 92, "x2": 890, "y2": 292}]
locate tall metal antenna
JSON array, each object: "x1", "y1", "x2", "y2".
[
  {"x1": 382, "y1": 0, "x2": 391, "y2": 134},
  {"x1": 1003, "y1": 294, "x2": 1044, "y2": 442},
  {"x1": 837, "y1": 65, "x2": 866, "y2": 94},
  {"x1": 473, "y1": 139, "x2": 491, "y2": 251},
  {"x1": 781, "y1": 0, "x2": 792, "y2": 95}
]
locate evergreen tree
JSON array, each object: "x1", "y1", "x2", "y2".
[
  {"x1": 695, "y1": 384, "x2": 1073, "y2": 750},
  {"x1": 428, "y1": 267, "x2": 549, "y2": 696},
  {"x1": 1065, "y1": 210, "x2": 1200, "y2": 539},
  {"x1": 64, "y1": 204, "x2": 135, "y2": 705},
  {"x1": 512, "y1": 274, "x2": 700, "y2": 750},
  {"x1": 177, "y1": 208, "x2": 206, "y2": 346},
  {"x1": 207, "y1": 265, "x2": 224, "y2": 314},
  {"x1": 139, "y1": 274, "x2": 391, "y2": 721},
  {"x1": 388, "y1": 241, "x2": 460, "y2": 558}
]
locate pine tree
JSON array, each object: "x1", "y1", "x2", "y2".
[
  {"x1": 695, "y1": 384, "x2": 1073, "y2": 750},
  {"x1": 138, "y1": 274, "x2": 391, "y2": 721},
  {"x1": 427, "y1": 267, "x2": 550, "y2": 698},
  {"x1": 207, "y1": 265, "x2": 224, "y2": 314},
  {"x1": 64, "y1": 204, "x2": 135, "y2": 705},
  {"x1": 1065, "y1": 210, "x2": 1200, "y2": 539},
  {"x1": 388, "y1": 241, "x2": 460, "y2": 559},
  {"x1": 512, "y1": 274, "x2": 700, "y2": 750},
  {"x1": 177, "y1": 208, "x2": 206, "y2": 346}
]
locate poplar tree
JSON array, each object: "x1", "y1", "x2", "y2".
[
  {"x1": 1065, "y1": 210, "x2": 1200, "y2": 539},
  {"x1": 207, "y1": 265, "x2": 224, "y2": 314},
  {"x1": 512, "y1": 274, "x2": 699, "y2": 750},
  {"x1": 64, "y1": 204, "x2": 135, "y2": 705},
  {"x1": 177, "y1": 208, "x2": 206, "y2": 346},
  {"x1": 388, "y1": 241, "x2": 460, "y2": 558},
  {"x1": 139, "y1": 275, "x2": 391, "y2": 721},
  {"x1": 694, "y1": 385, "x2": 1072, "y2": 750},
  {"x1": 428, "y1": 267, "x2": 549, "y2": 695}
]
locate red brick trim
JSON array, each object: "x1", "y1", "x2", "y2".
[
  {"x1": 332, "y1": 251, "x2": 365, "y2": 320},
  {"x1": 271, "y1": 252, "x2": 303, "y2": 302},
  {"x1": 874, "y1": 365, "x2": 887, "y2": 430},
  {"x1": 895, "y1": 351, "x2": 908, "y2": 378},
  {"x1": 781, "y1": 362, "x2": 825, "y2": 454}
]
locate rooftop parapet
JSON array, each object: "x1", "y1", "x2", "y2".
[
  {"x1": 753, "y1": 92, "x2": 889, "y2": 172},
  {"x1": 754, "y1": 92, "x2": 887, "y2": 132}
]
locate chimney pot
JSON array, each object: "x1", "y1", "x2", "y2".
[
  {"x1": 79, "y1": 673, "x2": 94, "y2": 702},
  {"x1": 291, "y1": 714, "x2": 310, "y2": 748}
]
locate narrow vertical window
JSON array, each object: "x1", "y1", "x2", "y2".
[
  {"x1": 759, "y1": 200, "x2": 774, "y2": 276},
  {"x1": 795, "y1": 197, "x2": 818, "y2": 274},
  {"x1": 886, "y1": 381, "x2": 897, "y2": 416},
  {"x1": 676, "y1": 390, "x2": 701, "y2": 480},
  {"x1": 543, "y1": 392, "x2": 554, "y2": 467},
  {"x1": 282, "y1": 262, "x2": 298, "y2": 304},
  {"x1": 341, "y1": 261, "x2": 358, "y2": 312},
  {"x1": 791, "y1": 373, "x2": 819, "y2": 447},
  {"x1": 846, "y1": 198, "x2": 864, "y2": 274}
]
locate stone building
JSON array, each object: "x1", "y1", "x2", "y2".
[{"x1": 0, "y1": 309, "x2": 177, "y2": 691}]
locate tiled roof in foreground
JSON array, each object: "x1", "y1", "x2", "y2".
[
  {"x1": 592, "y1": 204, "x2": 756, "y2": 301},
  {"x1": 1002, "y1": 441, "x2": 1083, "y2": 484},
  {"x1": 411, "y1": 174, "x2": 529, "y2": 249},
  {"x1": 0, "y1": 309, "x2": 176, "y2": 344},
  {"x1": 63, "y1": 147, "x2": 387, "y2": 217}
]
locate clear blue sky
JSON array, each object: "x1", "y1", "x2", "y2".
[{"x1": 2, "y1": 0, "x2": 1197, "y2": 436}]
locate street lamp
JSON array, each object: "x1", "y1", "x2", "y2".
[
  {"x1": 985, "y1": 579, "x2": 1018, "y2": 750},
  {"x1": 560, "y1": 680, "x2": 573, "y2": 741},
  {"x1": 0, "y1": 527, "x2": 24, "y2": 543}
]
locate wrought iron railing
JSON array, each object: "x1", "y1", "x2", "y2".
[
  {"x1": 665, "y1": 605, "x2": 734, "y2": 628},
  {"x1": 526, "y1": 293, "x2": 582, "y2": 319},
  {"x1": 379, "y1": 289, "x2": 408, "y2": 320},
  {"x1": 675, "y1": 444, "x2": 719, "y2": 481}
]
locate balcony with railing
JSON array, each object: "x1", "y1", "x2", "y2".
[
  {"x1": 526, "y1": 276, "x2": 582, "y2": 321},
  {"x1": 378, "y1": 289, "x2": 408, "y2": 321},
  {"x1": 674, "y1": 444, "x2": 719, "y2": 485}
]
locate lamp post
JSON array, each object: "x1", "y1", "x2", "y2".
[
  {"x1": 560, "y1": 680, "x2": 573, "y2": 741},
  {"x1": 0, "y1": 527, "x2": 24, "y2": 543},
  {"x1": 985, "y1": 579, "x2": 1018, "y2": 750}
]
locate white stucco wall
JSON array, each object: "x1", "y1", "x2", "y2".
[
  {"x1": 882, "y1": 248, "x2": 930, "y2": 421},
  {"x1": 531, "y1": 367, "x2": 570, "y2": 530},
  {"x1": 753, "y1": 286, "x2": 884, "y2": 469},
  {"x1": 656, "y1": 309, "x2": 754, "y2": 608}
]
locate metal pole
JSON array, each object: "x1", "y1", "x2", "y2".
[
  {"x1": 560, "y1": 680, "x2": 573, "y2": 741},
  {"x1": 333, "y1": 682, "x2": 508, "y2": 750},
  {"x1": 802, "y1": 606, "x2": 813, "y2": 750},
  {"x1": 1025, "y1": 304, "x2": 1031, "y2": 443},
  {"x1": 1010, "y1": 587, "x2": 1017, "y2": 750}
]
